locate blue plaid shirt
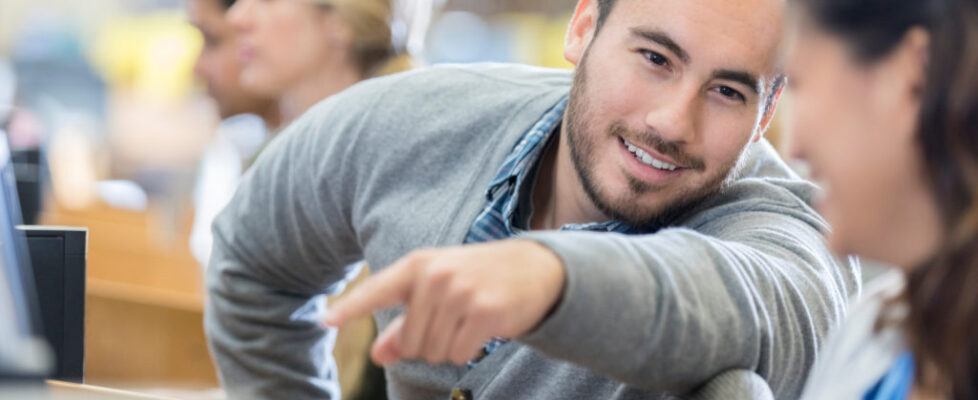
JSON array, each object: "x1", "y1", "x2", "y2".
[{"x1": 463, "y1": 95, "x2": 636, "y2": 368}]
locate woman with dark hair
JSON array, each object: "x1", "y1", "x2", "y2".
[{"x1": 786, "y1": 0, "x2": 978, "y2": 398}]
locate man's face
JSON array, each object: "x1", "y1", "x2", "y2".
[
  {"x1": 189, "y1": 0, "x2": 272, "y2": 119},
  {"x1": 563, "y1": 0, "x2": 784, "y2": 225}
]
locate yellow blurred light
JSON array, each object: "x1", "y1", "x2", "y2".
[
  {"x1": 541, "y1": 13, "x2": 574, "y2": 70},
  {"x1": 89, "y1": 13, "x2": 203, "y2": 102},
  {"x1": 492, "y1": 12, "x2": 573, "y2": 70}
]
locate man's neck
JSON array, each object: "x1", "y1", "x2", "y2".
[{"x1": 530, "y1": 124, "x2": 612, "y2": 230}]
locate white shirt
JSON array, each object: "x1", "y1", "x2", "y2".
[
  {"x1": 190, "y1": 114, "x2": 269, "y2": 268},
  {"x1": 801, "y1": 271, "x2": 908, "y2": 399}
]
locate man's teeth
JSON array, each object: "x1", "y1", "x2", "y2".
[{"x1": 624, "y1": 140, "x2": 678, "y2": 171}]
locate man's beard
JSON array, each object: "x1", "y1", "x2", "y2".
[{"x1": 564, "y1": 51, "x2": 747, "y2": 227}]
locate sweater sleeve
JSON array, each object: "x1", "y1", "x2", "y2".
[
  {"x1": 204, "y1": 91, "x2": 377, "y2": 400},
  {"x1": 518, "y1": 195, "x2": 858, "y2": 399}
]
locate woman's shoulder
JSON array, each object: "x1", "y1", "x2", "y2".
[
  {"x1": 800, "y1": 270, "x2": 908, "y2": 399},
  {"x1": 861, "y1": 270, "x2": 906, "y2": 304}
]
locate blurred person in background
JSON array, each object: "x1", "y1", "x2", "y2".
[
  {"x1": 190, "y1": 0, "x2": 432, "y2": 268},
  {"x1": 786, "y1": 0, "x2": 978, "y2": 398},
  {"x1": 188, "y1": 0, "x2": 282, "y2": 269},
  {"x1": 228, "y1": 0, "x2": 419, "y2": 125},
  {"x1": 197, "y1": 0, "x2": 421, "y2": 262},
  {"x1": 214, "y1": 1, "x2": 433, "y2": 398},
  {"x1": 189, "y1": 0, "x2": 281, "y2": 128}
]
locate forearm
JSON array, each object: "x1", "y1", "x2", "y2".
[{"x1": 518, "y1": 226, "x2": 852, "y2": 397}]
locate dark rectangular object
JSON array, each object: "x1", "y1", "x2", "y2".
[
  {"x1": 10, "y1": 148, "x2": 45, "y2": 225},
  {"x1": 17, "y1": 226, "x2": 87, "y2": 383}
]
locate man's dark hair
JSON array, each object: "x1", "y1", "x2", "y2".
[
  {"x1": 596, "y1": 0, "x2": 617, "y2": 31},
  {"x1": 593, "y1": 0, "x2": 784, "y2": 116}
]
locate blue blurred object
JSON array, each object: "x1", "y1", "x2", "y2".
[
  {"x1": 11, "y1": 9, "x2": 107, "y2": 142},
  {"x1": 425, "y1": 11, "x2": 499, "y2": 63}
]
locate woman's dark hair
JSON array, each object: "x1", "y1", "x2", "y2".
[
  {"x1": 797, "y1": 0, "x2": 978, "y2": 397},
  {"x1": 798, "y1": 0, "x2": 942, "y2": 61},
  {"x1": 911, "y1": 0, "x2": 978, "y2": 397}
]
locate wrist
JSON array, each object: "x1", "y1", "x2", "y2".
[{"x1": 520, "y1": 240, "x2": 567, "y2": 331}]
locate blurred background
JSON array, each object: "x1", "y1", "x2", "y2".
[{"x1": 0, "y1": 0, "x2": 789, "y2": 398}]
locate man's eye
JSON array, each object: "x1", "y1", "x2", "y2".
[
  {"x1": 717, "y1": 86, "x2": 746, "y2": 102},
  {"x1": 640, "y1": 50, "x2": 669, "y2": 67}
]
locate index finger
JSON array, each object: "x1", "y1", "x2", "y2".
[{"x1": 321, "y1": 256, "x2": 419, "y2": 327}]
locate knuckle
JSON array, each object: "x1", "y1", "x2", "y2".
[
  {"x1": 469, "y1": 296, "x2": 499, "y2": 320},
  {"x1": 424, "y1": 330, "x2": 444, "y2": 346},
  {"x1": 448, "y1": 282, "x2": 476, "y2": 304},
  {"x1": 423, "y1": 338, "x2": 439, "y2": 355},
  {"x1": 426, "y1": 263, "x2": 454, "y2": 284},
  {"x1": 405, "y1": 249, "x2": 431, "y2": 265}
]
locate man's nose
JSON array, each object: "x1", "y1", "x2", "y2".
[{"x1": 643, "y1": 86, "x2": 701, "y2": 145}]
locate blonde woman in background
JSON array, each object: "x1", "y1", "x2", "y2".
[
  {"x1": 192, "y1": 0, "x2": 434, "y2": 270},
  {"x1": 214, "y1": 1, "x2": 435, "y2": 398},
  {"x1": 229, "y1": 0, "x2": 430, "y2": 124}
]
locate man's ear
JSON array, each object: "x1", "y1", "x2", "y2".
[
  {"x1": 754, "y1": 83, "x2": 785, "y2": 142},
  {"x1": 565, "y1": 0, "x2": 599, "y2": 66}
]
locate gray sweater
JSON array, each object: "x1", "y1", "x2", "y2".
[{"x1": 205, "y1": 64, "x2": 859, "y2": 400}]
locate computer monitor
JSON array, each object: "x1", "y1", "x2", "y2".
[
  {"x1": 18, "y1": 226, "x2": 86, "y2": 382},
  {"x1": 0, "y1": 134, "x2": 51, "y2": 378}
]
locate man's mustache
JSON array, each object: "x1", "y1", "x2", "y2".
[{"x1": 609, "y1": 122, "x2": 705, "y2": 171}]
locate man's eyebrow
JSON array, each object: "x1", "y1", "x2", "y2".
[
  {"x1": 629, "y1": 28, "x2": 690, "y2": 65},
  {"x1": 712, "y1": 69, "x2": 761, "y2": 95}
]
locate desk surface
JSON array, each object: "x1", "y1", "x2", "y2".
[{"x1": 47, "y1": 380, "x2": 177, "y2": 399}]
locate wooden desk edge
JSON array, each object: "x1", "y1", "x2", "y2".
[{"x1": 46, "y1": 380, "x2": 178, "y2": 399}]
